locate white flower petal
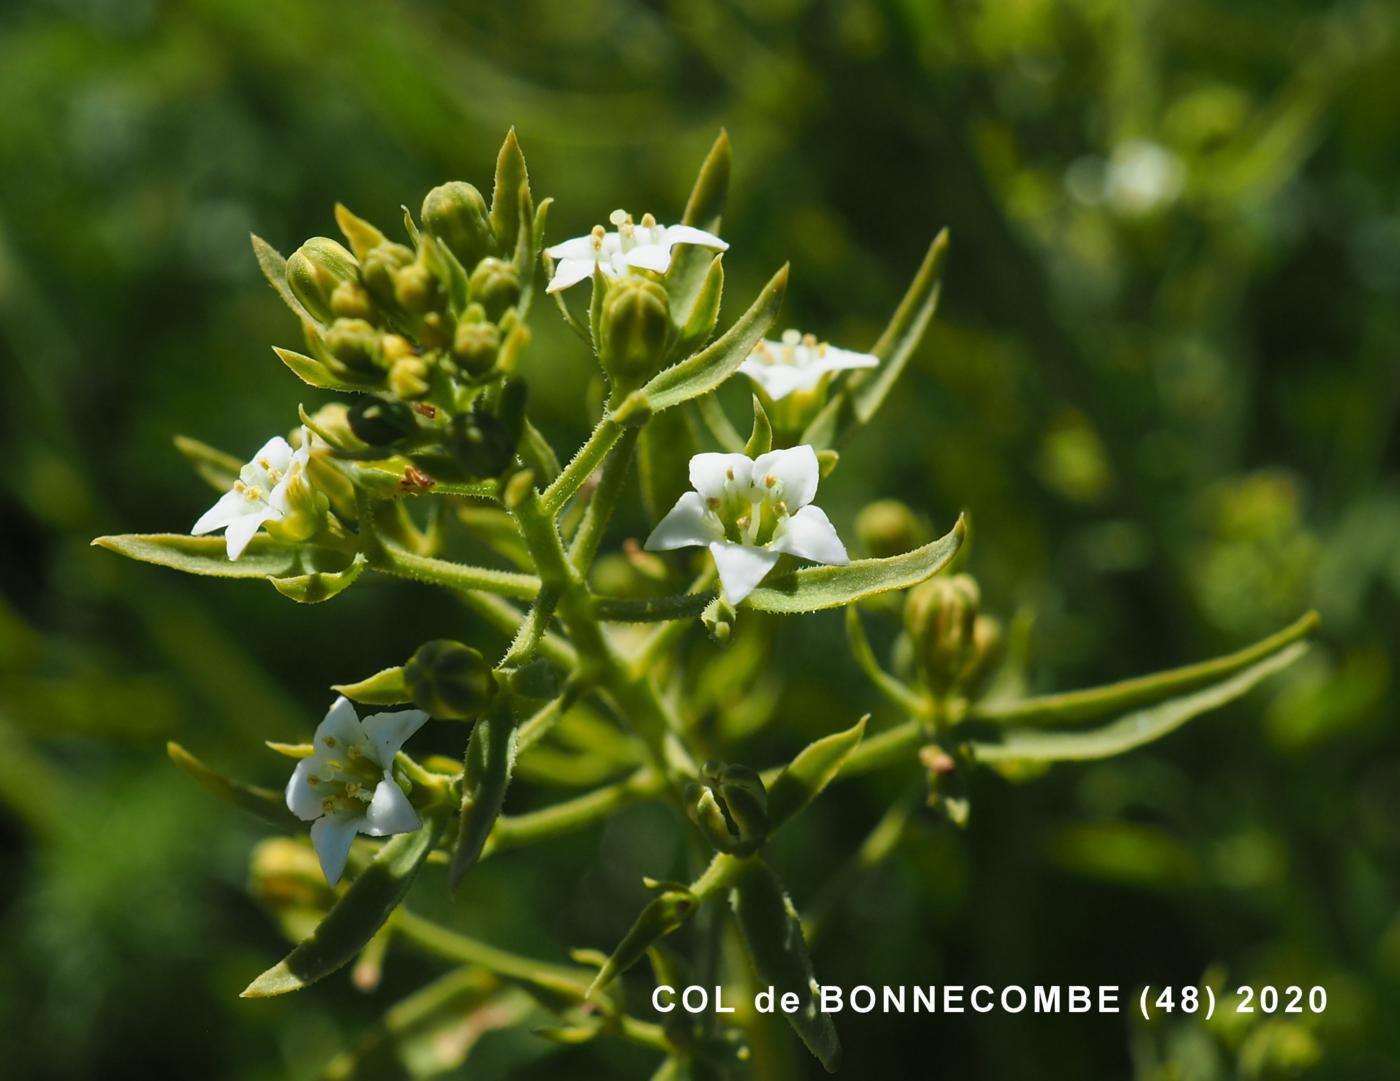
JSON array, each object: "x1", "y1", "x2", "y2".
[
  {"x1": 689, "y1": 452, "x2": 753, "y2": 501},
  {"x1": 286, "y1": 757, "x2": 327, "y2": 821},
  {"x1": 708, "y1": 541, "x2": 780, "y2": 605},
  {"x1": 361, "y1": 708, "x2": 430, "y2": 766},
  {"x1": 812, "y1": 344, "x2": 879, "y2": 376},
  {"x1": 315, "y1": 696, "x2": 365, "y2": 752},
  {"x1": 544, "y1": 234, "x2": 601, "y2": 260},
  {"x1": 363, "y1": 778, "x2": 421, "y2": 836},
  {"x1": 192, "y1": 489, "x2": 257, "y2": 535},
  {"x1": 663, "y1": 224, "x2": 729, "y2": 251},
  {"x1": 752, "y1": 445, "x2": 820, "y2": 510},
  {"x1": 311, "y1": 812, "x2": 361, "y2": 885},
  {"x1": 739, "y1": 358, "x2": 820, "y2": 402},
  {"x1": 545, "y1": 258, "x2": 598, "y2": 294},
  {"x1": 251, "y1": 435, "x2": 295, "y2": 473},
  {"x1": 645, "y1": 492, "x2": 723, "y2": 551},
  {"x1": 624, "y1": 243, "x2": 673, "y2": 273},
  {"x1": 223, "y1": 508, "x2": 276, "y2": 560},
  {"x1": 770, "y1": 505, "x2": 849, "y2": 566}
]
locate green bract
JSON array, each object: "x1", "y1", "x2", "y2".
[{"x1": 92, "y1": 128, "x2": 1318, "y2": 1078}]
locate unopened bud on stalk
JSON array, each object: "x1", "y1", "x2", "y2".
[
  {"x1": 348, "y1": 398, "x2": 417, "y2": 446},
  {"x1": 451, "y1": 319, "x2": 501, "y2": 378},
  {"x1": 360, "y1": 242, "x2": 415, "y2": 309},
  {"x1": 324, "y1": 318, "x2": 384, "y2": 374},
  {"x1": 388, "y1": 355, "x2": 432, "y2": 399},
  {"x1": 393, "y1": 260, "x2": 440, "y2": 314},
  {"x1": 422, "y1": 181, "x2": 495, "y2": 270},
  {"x1": 904, "y1": 574, "x2": 980, "y2": 695},
  {"x1": 855, "y1": 499, "x2": 928, "y2": 558},
  {"x1": 599, "y1": 277, "x2": 670, "y2": 394},
  {"x1": 286, "y1": 238, "x2": 359, "y2": 325},
  {"x1": 684, "y1": 761, "x2": 768, "y2": 856},
  {"x1": 468, "y1": 257, "x2": 521, "y2": 321},
  {"x1": 403, "y1": 639, "x2": 496, "y2": 720}
]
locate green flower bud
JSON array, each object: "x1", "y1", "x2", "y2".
[
  {"x1": 393, "y1": 261, "x2": 441, "y2": 314},
  {"x1": 303, "y1": 402, "x2": 361, "y2": 450},
  {"x1": 286, "y1": 238, "x2": 359, "y2": 325},
  {"x1": 348, "y1": 397, "x2": 418, "y2": 446},
  {"x1": 959, "y1": 614, "x2": 1004, "y2": 697},
  {"x1": 329, "y1": 279, "x2": 373, "y2": 320},
  {"x1": 421, "y1": 181, "x2": 495, "y2": 270},
  {"x1": 250, "y1": 837, "x2": 336, "y2": 914},
  {"x1": 467, "y1": 257, "x2": 521, "y2": 321},
  {"x1": 855, "y1": 499, "x2": 928, "y2": 558},
  {"x1": 388, "y1": 355, "x2": 432, "y2": 399},
  {"x1": 599, "y1": 277, "x2": 671, "y2": 394},
  {"x1": 904, "y1": 573, "x2": 980, "y2": 695},
  {"x1": 684, "y1": 761, "x2": 768, "y2": 856},
  {"x1": 360, "y1": 242, "x2": 415, "y2": 309},
  {"x1": 269, "y1": 460, "x2": 329, "y2": 542},
  {"x1": 451, "y1": 319, "x2": 501, "y2": 378},
  {"x1": 323, "y1": 318, "x2": 384, "y2": 373},
  {"x1": 403, "y1": 639, "x2": 495, "y2": 720}
]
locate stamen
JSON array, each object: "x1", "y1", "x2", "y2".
[
  {"x1": 801, "y1": 333, "x2": 817, "y2": 347},
  {"x1": 764, "y1": 473, "x2": 777, "y2": 488},
  {"x1": 706, "y1": 497, "x2": 721, "y2": 510},
  {"x1": 782, "y1": 329, "x2": 801, "y2": 346},
  {"x1": 590, "y1": 224, "x2": 606, "y2": 250},
  {"x1": 323, "y1": 736, "x2": 337, "y2": 748},
  {"x1": 608, "y1": 209, "x2": 632, "y2": 227},
  {"x1": 233, "y1": 480, "x2": 246, "y2": 493},
  {"x1": 307, "y1": 775, "x2": 320, "y2": 786},
  {"x1": 639, "y1": 212, "x2": 657, "y2": 229},
  {"x1": 321, "y1": 798, "x2": 336, "y2": 813},
  {"x1": 725, "y1": 467, "x2": 735, "y2": 480}
]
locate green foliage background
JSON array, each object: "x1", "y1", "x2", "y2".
[{"x1": 1, "y1": 1, "x2": 1398, "y2": 1078}]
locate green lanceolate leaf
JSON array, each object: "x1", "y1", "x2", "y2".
[
  {"x1": 640, "y1": 264, "x2": 788, "y2": 415},
  {"x1": 801, "y1": 230, "x2": 949, "y2": 449},
  {"x1": 588, "y1": 887, "x2": 697, "y2": 997},
  {"x1": 242, "y1": 815, "x2": 446, "y2": 997},
  {"x1": 450, "y1": 703, "x2": 519, "y2": 891},
  {"x1": 251, "y1": 234, "x2": 318, "y2": 326},
  {"x1": 272, "y1": 346, "x2": 378, "y2": 392},
  {"x1": 746, "y1": 515, "x2": 965, "y2": 614},
  {"x1": 731, "y1": 860, "x2": 841, "y2": 1073},
  {"x1": 491, "y1": 128, "x2": 529, "y2": 256},
  {"x1": 167, "y1": 742, "x2": 298, "y2": 829},
  {"x1": 971, "y1": 640, "x2": 1311, "y2": 764},
  {"x1": 668, "y1": 131, "x2": 731, "y2": 320},
  {"x1": 333, "y1": 665, "x2": 411, "y2": 705},
  {"x1": 972, "y1": 610, "x2": 1320, "y2": 727},
  {"x1": 765, "y1": 716, "x2": 867, "y2": 830},
  {"x1": 174, "y1": 434, "x2": 242, "y2": 492},
  {"x1": 692, "y1": 391, "x2": 745, "y2": 452},
  {"x1": 271, "y1": 551, "x2": 368, "y2": 604},
  {"x1": 94, "y1": 533, "x2": 356, "y2": 581},
  {"x1": 672, "y1": 255, "x2": 724, "y2": 359},
  {"x1": 742, "y1": 395, "x2": 773, "y2": 458}
]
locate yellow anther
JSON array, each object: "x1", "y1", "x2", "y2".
[
  {"x1": 321, "y1": 797, "x2": 336, "y2": 813},
  {"x1": 764, "y1": 473, "x2": 777, "y2": 488},
  {"x1": 307, "y1": 775, "x2": 320, "y2": 786},
  {"x1": 323, "y1": 736, "x2": 337, "y2": 748},
  {"x1": 725, "y1": 467, "x2": 735, "y2": 480},
  {"x1": 640, "y1": 212, "x2": 657, "y2": 229},
  {"x1": 707, "y1": 497, "x2": 721, "y2": 510},
  {"x1": 233, "y1": 480, "x2": 246, "y2": 493},
  {"x1": 609, "y1": 209, "x2": 632, "y2": 227},
  {"x1": 802, "y1": 333, "x2": 817, "y2": 347}
]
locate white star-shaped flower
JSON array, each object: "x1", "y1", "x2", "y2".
[
  {"x1": 192, "y1": 428, "x2": 313, "y2": 559},
  {"x1": 738, "y1": 329, "x2": 879, "y2": 402},
  {"x1": 644, "y1": 445, "x2": 849, "y2": 604},
  {"x1": 544, "y1": 209, "x2": 727, "y2": 294},
  {"x1": 285, "y1": 697, "x2": 430, "y2": 885}
]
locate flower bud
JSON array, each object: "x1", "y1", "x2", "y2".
[
  {"x1": 329, "y1": 279, "x2": 373, "y2": 320},
  {"x1": 904, "y1": 574, "x2": 980, "y2": 695},
  {"x1": 360, "y1": 242, "x2": 415, "y2": 309},
  {"x1": 421, "y1": 181, "x2": 495, "y2": 270},
  {"x1": 348, "y1": 398, "x2": 418, "y2": 446},
  {"x1": 323, "y1": 318, "x2": 384, "y2": 374},
  {"x1": 388, "y1": 355, "x2": 432, "y2": 400},
  {"x1": 959, "y1": 615, "x2": 1004, "y2": 697},
  {"x1": 250, "y1": 838, "x2": 336, "y2": 914},
  {"x1": 286, "y1": 238, "x2": 359, "y2": 325},
  {"x1": 684, "y1": 761, "x2": 768, "y2": 856},
  {"x1": 468, "y1": 257, "x2": 521, "y2": 321},
  {"x1": 403, "y1": 639, "x2": 495, "y2": 720},
  {"x1": 451, "y1": 319, "x2": 501, "y2": 378},
  {"x1": 599, "y1": 277, "x2": 670, "y2": 394},
  {"x1": 393, "y1": 261, "x2": 441, "y2": 314},
  {"x1": 855, "y1": 499, "x2": 928, "y2": 558}
]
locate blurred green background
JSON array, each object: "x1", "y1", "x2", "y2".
[{"x1": 2, "y1": 0, "x2": 1399, "y2": 1078}]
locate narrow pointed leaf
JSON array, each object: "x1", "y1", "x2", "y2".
[
  {"x1": 251, "y1": 234, "x2": 317, "y2": 326},
  {"x1": 242, "y1": 816, "x2": 445, "y2": 997},
  {"x1": 731, "y1": 860, "x2": 840, "y2": 1073},
  {"x1": 641, "y1": 265, "x2": 788, "y2": 414},
  {"x1": 766, "y1": 716, "x2": 867, "y2": 829},
  {"x1": 167, "y1": 742, "x2": 298, "y2": 829},
  {"x1": 94, "y1": 533, "x2": 355, "y2": 580},
  {"x1": 672, "y1": 255, "x2": 724, "y2": 358},
  {"x1": 668, "y1": 131, "x2": 731, "y2": 318},
  {"x1": 972, "y1": 611, "x2": 1320, "y2": 727},
  {"x1": 174, "y1": 434, "x2": 242, "y2": 492},
  {"x1": 334, "y1": 665, "x2": 411, "y2": 706},
  {"x1": 587, "y1": 888, "x2": 697, "y2": 996},
  {"x1": 973, "y1": 641, "x2": 1310, "y2": 764},
  {"x1": 490, "y1": 128, "x2": 529, "y2": 255},
  {"x1": 450, "y1": 704, "x2": 519, "y2": 890},
  {"x1": 745, "y1": 515, "x2": 965, "y2": 614},
  {"x1": 692, "y1": 393, "x2": 746, "y2": 452},
  {"x1": 742, "y1": 395, "x2": 773, "y2": 458},
  {"x1": 272, "y1": 346, "x2": 375, "y2": 391}
]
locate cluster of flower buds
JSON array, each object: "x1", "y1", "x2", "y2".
[
  {"x1": 281, "y1": 160, "x2": 537, "y2": 485},
  {"x1": 684, "y1": 760, "x2": 769, "y2": 856},
  {"x1": 903, "y1": 573, "x2": 1003, "y2": 700}
]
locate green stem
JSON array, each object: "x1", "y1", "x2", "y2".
[
  {"x1": 840, "y1": 718, "x2": 919, "y2": 775},
  {"x1": 484, "y1": 768, "x2": 663, "y2": 855},
  {"x1": 542, "y1": 416, "x2": 622, "y2": 516},
  {"x1": 568, "y1": 427, "x2": 640, "y2": 572},
  {"x1": 629, "y1": 569, "x2": 716, "y2": 677},
  {"x1": 395, "y1": 908, "x2": 591, "y2": 997},
  {"x1": 459, "y1": 591, "x2": 577, "y2": 669},
  {"x1": 595, "y1": 589, "x2": 717, "y2": 623},
  {"x1": 368, "y1": 542, "x2": 541, "y2": 600}
]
